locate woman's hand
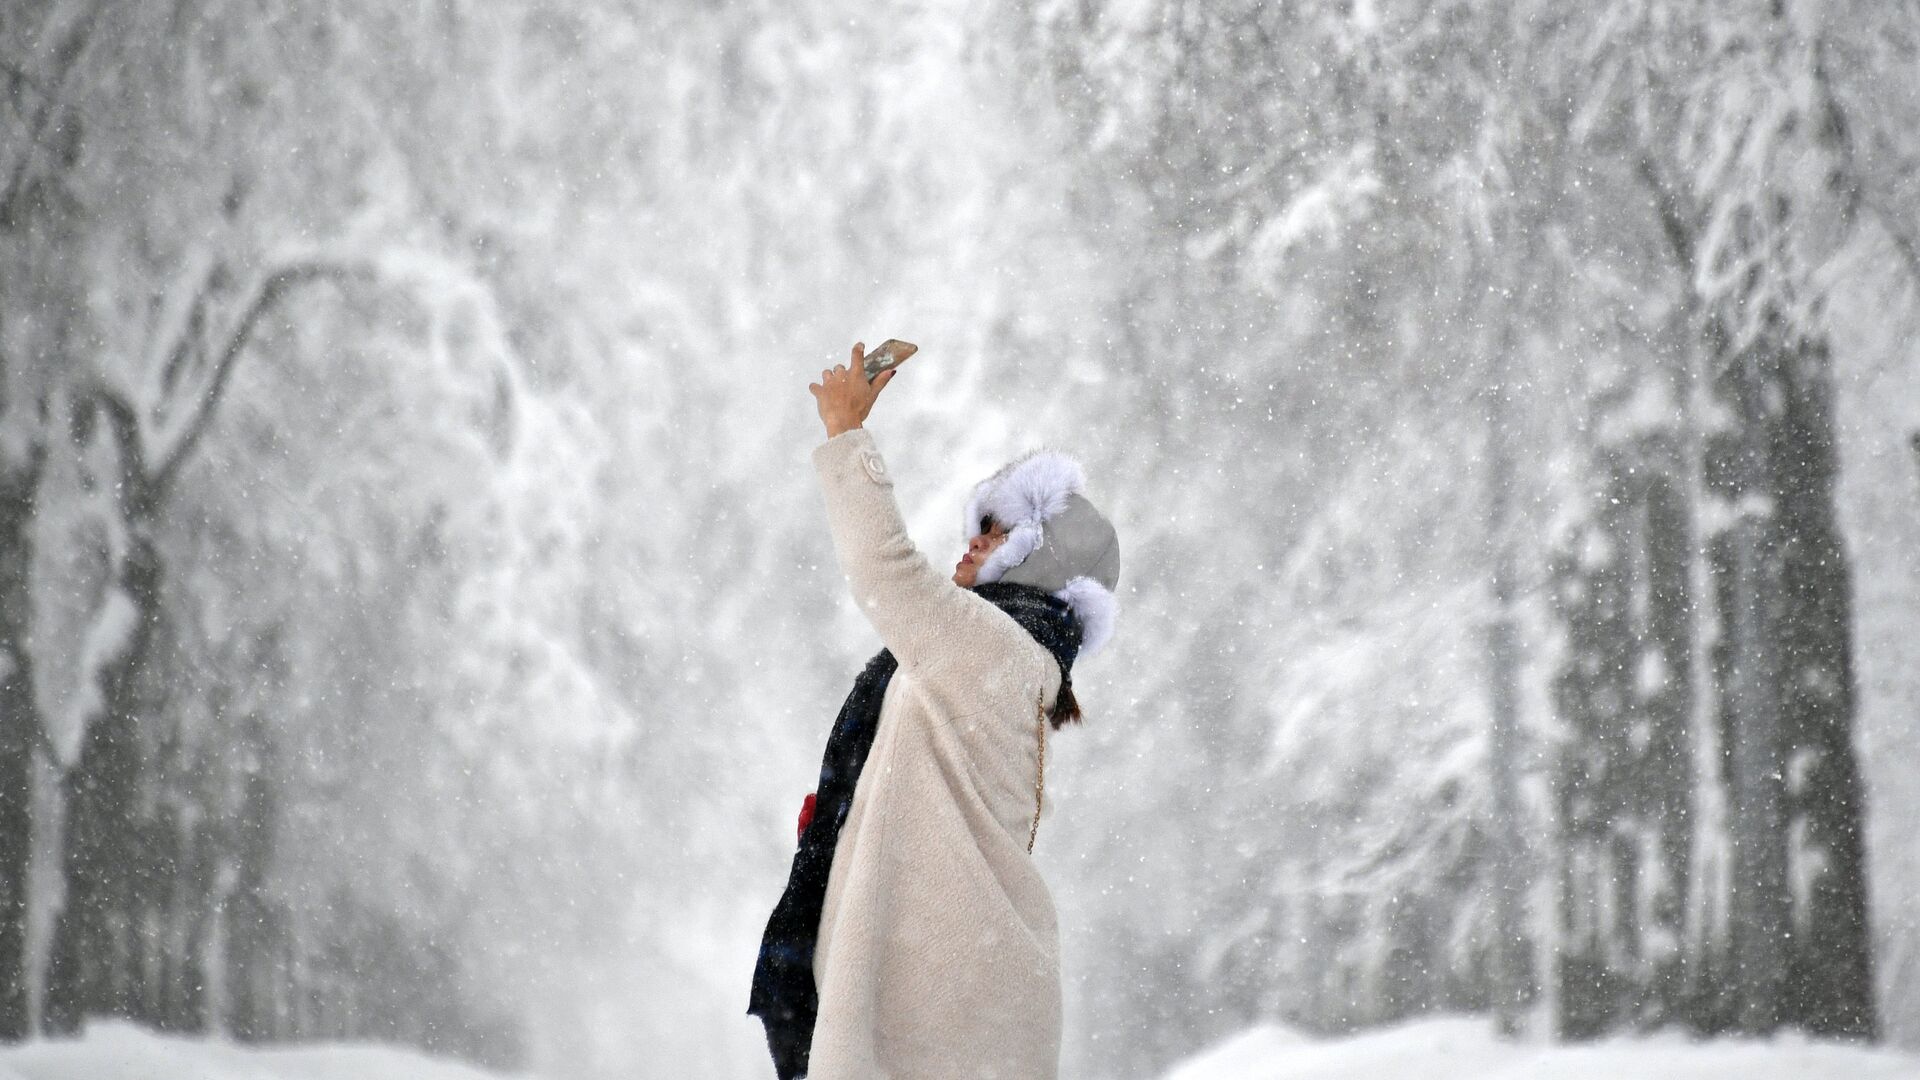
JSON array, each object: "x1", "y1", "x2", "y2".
[{"x1": 808, "y1": 342, "x2": 897, "y2": 439}]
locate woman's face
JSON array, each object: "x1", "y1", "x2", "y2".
[{"x1": 953, "y1": 518, "x2": 1011, "y2": 588}]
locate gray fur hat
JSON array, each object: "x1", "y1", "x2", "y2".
[{"x1": 963, "y1": 449, "x2": 1120, "y2": 657}]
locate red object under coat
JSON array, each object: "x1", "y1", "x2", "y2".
[{"x1": 797, "y1": 792, "x2": 817, "y2": 842}]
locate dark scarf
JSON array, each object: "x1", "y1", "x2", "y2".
[{"x1": 747, "y1": 581, "x2": 1083, "y2": 1080}]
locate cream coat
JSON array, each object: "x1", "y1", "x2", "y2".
[{"x1": 807, "y1": 427, "x2": 1065, "y2": 1080}]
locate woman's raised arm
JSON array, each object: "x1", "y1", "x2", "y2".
[{"x1": 806, "y1": 342, "x2": 1033, "y2": 681}]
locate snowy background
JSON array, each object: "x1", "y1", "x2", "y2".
[{"x1": 3, "y1": 1, "x2": 1919, "y2": 1078}]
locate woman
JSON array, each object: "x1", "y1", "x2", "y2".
[{"x1": 748, "y1": 344, "x2": 1121, "y2": 1078}]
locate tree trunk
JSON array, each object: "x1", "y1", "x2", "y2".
[
  {"x1": 222, "y1": 711, "x2": 279, "y2": 1040},
  {"x1": 0, "y1": 447, "x2": 46, "y2": 1038},
  {"x1": 1637, "y1": 473, "x2": 1696, "y2": 1025},
  {"x1": 1715, "y1": 327, "x2": 1794, "y2": 1035},
  {"x1": 1772, "y1": 334, "x2": 1875, "y2": 1037},
  {"x1": 44, "y1": 523, "x2": 169, "y2": 1033},
  {"x1": 1550, "y1": 359, "x2": 1697, "y2": 1038},
  {"x1": 1482, "y1": 333, "x2": 1530, "y2": 1036},
  {"x1": 1703, "y1": 314, "x2": 1874, "y2": 1037},
  {"x1": 1677, "y1": 320, "x2": 1734, "y2": 1034}
]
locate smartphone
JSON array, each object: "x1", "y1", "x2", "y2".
[{"x1": 861, "y1": 339, "x2": 918, "y2": 381}]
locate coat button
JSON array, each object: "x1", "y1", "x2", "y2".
[{"x1": 861, "y1": 451, "x2": 892, "y2": 486}]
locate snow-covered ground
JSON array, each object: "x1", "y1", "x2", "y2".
[
  {"x1": 6, "y1": 1016, "x2": 1919, "y2": 1080},
  {"x1": 1165, "y1": 1017, "x2": 1920, "y2": 1080},
  {"x1": 0, "y1": 1022, "x2": 523, "y2": 1080},
  {"x1": 7, "y1": 1014, "x2": 1912, "y2": 1068}
]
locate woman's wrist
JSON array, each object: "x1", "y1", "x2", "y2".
[{"x1": 809, "y1": 342, "x2": 894, "y2": 440}]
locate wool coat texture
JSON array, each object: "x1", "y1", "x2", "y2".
[
  {"x1": 748, "y1": 579, "x2": 1080, "y2": 1078},
  {"x1": 802, "y1": 427, "x2": 1067, "y2": 1079}
]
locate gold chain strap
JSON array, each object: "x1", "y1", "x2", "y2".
[{"x1": 1027, "y1": 695, "x2": 1047, "y2": 854}]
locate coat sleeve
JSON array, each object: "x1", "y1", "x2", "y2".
[{"x1": 812, "y1": 427, "x2": 1028, "y2": 685}]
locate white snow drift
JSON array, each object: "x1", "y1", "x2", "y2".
[
  {"x1": 1164, "y1": 1016, "x2": 1920, "y2": 1080},
  {"x1": 0, "y1": 1021, "x2": 525, "y2": 1080}
]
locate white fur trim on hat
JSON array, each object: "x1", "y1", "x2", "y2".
[
  {"x1": 962, "y1": 450, "x2": 1087, "y2": 545},
  {"x1": 972, "y1": 521, "x2": 1040, "y2": 586},
  {"x1": 1053, "y1": 575, "x2": 1118, "y2": 658},
  {"x1": 962, "y1": 448, "x2": 1118, "y2": 658}
]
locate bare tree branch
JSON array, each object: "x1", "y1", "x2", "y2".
[
  {"x1": 0, "y1": 55, "x2": 60, "y2": 102},
  {"x1": 83, "y1": 380, "x2": 152, "y2": 522},
  {"x1": 1865, "y1": 201, "x2": 1920, "y2": 294},
  {"x1": 154, "y1": 260, "x2": 220, "y2": 410},
  {"x1": 150, "y1": 261, "x2": 365, "y2": 494},
  {"x1": 1808, "y1": 32, "x2": 1920, "y2": 300},
  {"x1": 1637, "y1": 154, "x2": 1697, "y2": 275},
  {"x1": 0, "y1": 0, "x2": 108, "y2": 225},
  {"x1": 0, "y1": 57, "x2": 73, "y2": 158}
]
